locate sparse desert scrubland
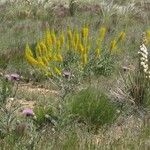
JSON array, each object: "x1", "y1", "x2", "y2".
[{"x1": 0, "y1": 0, "x2": 150, "y2": 149}]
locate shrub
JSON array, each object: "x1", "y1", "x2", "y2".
[{"x1": 64, "y1": 87, "x2": 117, "y2": 128}]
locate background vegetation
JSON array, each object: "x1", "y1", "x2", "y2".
[{"x1": 0, "y1": 0, "x2": 150, "y2": 149}]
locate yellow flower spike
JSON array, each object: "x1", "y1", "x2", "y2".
[
  {"x1": 44, "y1": 71, "x2": 52, "y2": 76},
  {"x1": 99, "y1": 27, "x2": 106, "y2": 42},
  {"x1": 56, "y1": 39, "x2": 61, "y2": 50},
  {"x1": 42, "y1": 70, "x2": 50, "y2": 76},
  {"x1": 79, "y1": 43, "x2": 84, "y2": 53},
  {"x1": 146, "y1": 30, "x2": 150, "y2": 41},
  {"x1": 117, "y1": 32, "x2": 125, "y2": 43},
  {"x1": 40, "y1": 42, "x2": 48, "y2": 56},
  {"x1": 25, "y1": 43, "x2": 33, "y2": 57},
  {"x1": 36, "y1": 57, "x2": 46, "y2": 67},
  {"x1": 83, "y1": 47, "x2": 88, "y2": 55},
  {"x1": 74, "y1": 32, "x2": 79, "y2": 45},
  {"x1": 25, "y1": 44, "x2": 39, "y2": 65},
  {"x1": 108, "y1": 31, "x2": 125, "y2": 53},
  {"x1": 42, "y1": 56, "x2": 49, "y2": 66},
  {"x1": 25, "y1": 53, "x2": 39, "y2": 65},
  {"x1": 81, "y1": 25, "x2": 89, "y2": 39},
  {"x1": 81, "y1": 53, "x2": 88, "y2": 65},
  {"x1": 51, "y1": 29, "x2": 56, "y2": 45},
  {"x1": 56, "y1": 53, "x2": 63, "y2": 61},
  {"x1": 54, "y1": 67, "x2": 61, "y2": 75},
  {"x1": 35, "y1": 42, "x2": 42, "y2": 57},
  {"x1": 95, "y1": 48, "x2": 100, "y2": 58},
  {"x1": 85, "y1": 42, "x2": 90, "y2": 52},
  {"x1": 73, "y1": 29, "x2": 79, "y2": 51},
  {"x1": 109, "y1": 40, "x2": 116, "y2": 52},
  {"x1": 143, "y1": 31, "x2": 150, "y2": 44},
  {"x1": 45, "y1": 29, "x2": 52, "y2": 46}
]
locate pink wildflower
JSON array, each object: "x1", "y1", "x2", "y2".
[{"x1": 22, "y1": 108, "x2": 34, "y2": 116}]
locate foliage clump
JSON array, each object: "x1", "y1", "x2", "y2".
[
  {"x1": 24, "y1": 26, "x2": 125, "y2": 77},
  {"x1": 65, "y1": 87, "x2": 117, "y2": 127}
]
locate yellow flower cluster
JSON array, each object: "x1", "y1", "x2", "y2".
[
  {"x1": 95, "y1": 27, "x2": 106, "y2": 58},
  {"x1": 25, "y1": 25, "x2": 125, "y2": 76}
]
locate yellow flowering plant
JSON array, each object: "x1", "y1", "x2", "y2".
[{"x1": 24, "y1": 25, "x2": 125, "y2": 78}]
